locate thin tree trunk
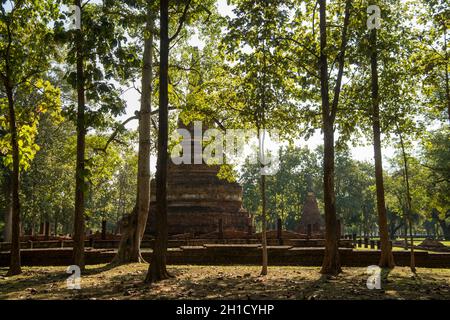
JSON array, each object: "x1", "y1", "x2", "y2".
[
  {"x1": 260, "y1": 150, "x2": 268, "y2": 276},
  {"x1": 321, "y1": 122, "x2": 340, "y2": 274},
  {"x1": 114, "y1": 7, "x2": 154, "y2": 265},
  {"x1": 2, "y1": 172, "x2": 12, "y2": 242},
  {"x1": 145, "y1": 0, "x2": 171, "y2": 283},
  {"x1": 6, "y1": 84, "x2": 22, "y2": 276},
  {"x1": 259, "y1": 36, "x2": 268, "y2": 276},
  {"x1": 445, "y1": 60, "x2": 449, "y2": 122},
  {"x1": 370, "y1": 28, "x2": 394, "y2": 268},
  {"x1": 404, "y1": 211, "x2": 408, "y2": 249},
  {"x1": 3, "y1": 15, "x2": 21, "y2": 275},
  {"x1": 398, "y1": 128, "x2": 416, "y2": 272},
  {"x1": 443, "y1": 23, "x2": 449, "y2": 122},
  {"x1": 408, "y1": 218, "x2": 416, "y2": 272},
  {"x1": 73, "y1": 0, "x2": 86, "y2": 270},
  {"x1": 318, "y1": 0, "x2": 341, "y2": 275},
  {"x1": 260, "y1": 174, "x2": 268, "y2": 275}
]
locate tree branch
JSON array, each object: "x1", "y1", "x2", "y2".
[
  {"x1": 282, "y1": 55, "x2": 320, "y2": 79},
  {"x1": 330, "y1": 0, "x2": 351, "y2": 122},
  {"x1": 169, "y1": 0, "x2": 192, "y2": 43},
  {"x1": 94, "y1": 113, "x2": 139, "y2": 153},
  {"x1": 276, "y1": 36, "x2": 319, "y2": 59},
  {"x1": 94, "y1": 107, "x2": 177, "y2": 153}
]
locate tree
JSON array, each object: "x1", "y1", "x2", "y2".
[
  {"x1": 280, "y1": 0, "x2": 354, "y2": 275},
  {"x1": 0, "y1": 0, "x2": 61, "y2": 275},
  {"x1": 414, "y1": 0, "x2": 449, "y2": 122},
  {"x1": 60, "y1": 0, "x2": 134, "y2": 269},
  {"x1": 369, "y1": 24, "x2": 394, "y2": 268},
  {"x1": 114, "y1": 0, "x2": 156, "y2": 264},
  {"x1": 368, "y1": 0, "x2": 427, "y2": 268},
  {"x1": 344, "y1": 0, "x2": 423, "y2": 268},
  {"x1": 317, "y1": 0, "x2": 352, "y2": 275},
  {"x1": 144, "y1": 0, "x2": 214, "y2": 283},
  {"x1": 334, "y1": 149, "x2": 376, "y2": 237},
  {"x1": 223, "y1": 0, "x2": 300, "y2": 275},
  {"x1": 397, "y1": 127, "x2": 416, "y2": 271},
  {"x1": 19, "y1": 115, "x2": 72, "y2": 237},
  {"x1": 1, "y1": 164, "x2": 11, "y2": 242},
  {"x1": 145, "y1": 0, "x2": 171, "y2": 282},
  {"x1": 241, "y1": 145, "x2": 323, "y2": 232},
  {"x1": 421, "y1": 127, "x2": 450, "y2": 239},
  {"x1": 15, "y1": 113, "x2": 138, "y2": 238},
  {"x1": 72, "y1": 0, "x2": 87, "y2": 270}
]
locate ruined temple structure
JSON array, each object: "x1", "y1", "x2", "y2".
[
  {"x1": 296, "y1": 192, "x2": 325, "y2": 236},
  {"x1": 146, "y1": 120, "x2": 252, "y2": 236}
]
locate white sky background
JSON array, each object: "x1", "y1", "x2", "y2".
[{"x1": 118, "y1": 0, "x2": 396, "y2": 171}]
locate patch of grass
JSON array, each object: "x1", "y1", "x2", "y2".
[
  {"x1": 353, "y1": 246, "x2": 428, "y2": 252},
  {"x1": 0, "y1": 265, "x2": 449, "y2": 300},
  {"x1": 355, "y1": 238, "x2": 450, "y2": 247}
]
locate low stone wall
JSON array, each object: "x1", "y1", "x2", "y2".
[
  {"x1": 0, "y1": 240, "x2": 92, "y2": 251},
  {"x1": 1, "y1": 245, "x2": 449, "y2": 268},
  {"x1": 0, "y1": 239, "x2": 354, "y2": 251}
]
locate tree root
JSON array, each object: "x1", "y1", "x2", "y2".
[
  {"x1": 6, "y1": 266, "x2": 22, "y2": 276},
  {"x1": 144, "y1": 262, "x2": 174, "y2": 283}
]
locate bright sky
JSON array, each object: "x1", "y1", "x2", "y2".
[{"x1": 119, "y1": 0, "x2": 396, "y2": 171}]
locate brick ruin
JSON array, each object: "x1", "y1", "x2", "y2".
[
  {"x1": 295, "y1": 192, "x2": 325, "y2": 236},
  {"x1": 145, "y1": 120, "x2": 251, "y2": 237}
]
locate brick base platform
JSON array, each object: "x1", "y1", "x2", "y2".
[
  {"x1": 0, "y1": 239, "x2": 354, "y2": 251},
  {"x1": 1, "y1": 245, "x2": 449, "y2": 268}
]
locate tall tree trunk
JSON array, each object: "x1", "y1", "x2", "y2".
[
  {"x1": 3, "y1": 16, "x2": 21, "y2": 275},
  {"x1": 443, "y1": 23, "x2": 449, "y2": 122},
  {"x1": 403, "y1": 211, "x2": 408, "y2": 249},
  {"x1": 2, "y1": 172, "x2": 12, "y2": 242},
  {"x1": 321, "y1": 122, "x2": 340, "y2": 274},
  {"x1": 73, "y1": 0, "x2": 86, "y2": 270},
  {"x1": 445, "y1": 60, "x2": 449, "y2": 122},
  {"x1": 6, "y1": 84, "x2": 22, "y2": 276},
  {"x1": 408, "y1": 218, "x2": 416, "y2": 271},
  {"x1": 362, "y1": 204, "x2": 368, "y2": 238},
  {"x1": 114, "y1": 8, "x2": 154, "y2": 264},
  {"x1": 398, "y1": 129, "x2": 416, "y2": 272},
  {"x1": 318, "y1": 0, "x2": 341, "y2": 275},
  {"x1": 145, "y1": 0, "x2": 171, "y2": 283},
  {"x1": 260, "y1": 156, "x2": 268, "y2": 276},
  {"x1": 370, "y1": 28, "x2": 394, "y2": 268},
  {"x1": 260, "y1": 174, "x2": 268, "y2": 275},
  {"x1": 259, "y1": 38, "x2": 268, "y2": 276}
]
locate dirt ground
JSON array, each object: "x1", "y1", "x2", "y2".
[{"x1": 0, "y1": 264, "x2": 449, "y2": 300}]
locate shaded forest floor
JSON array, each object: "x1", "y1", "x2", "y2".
[{"x1": 1, "y1": 264, "x2": 449, "y2": 300}]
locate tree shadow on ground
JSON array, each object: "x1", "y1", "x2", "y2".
[
  {"x1": 105, "y1": 268, "x2": 369, "y2": 300},
  {"x1": 1, "y1": 265, "x2": 449, "y2": 300},
  {"x1": 0, "y1": 267, "x2": 71, "y2": 299},
  {"x1": 83, "y1": 263, "x2": 120, "y2": 276},
  {"x1": 381, "y1": 268, "x2": 449, "y2": 300},
  {"x1": 133, "y1": 270, "x2": 322, "y2": 300},
  {"x1": 0, "y1": 263, "x2": 129, "y2": 299}
]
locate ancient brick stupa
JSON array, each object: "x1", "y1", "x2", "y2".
[
  {"x1": 146, "y1": 120, "x2": 251, "y2": 236},
  {"x1": 296, "y1": 192, "x2": 325, "y2": 235}
]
